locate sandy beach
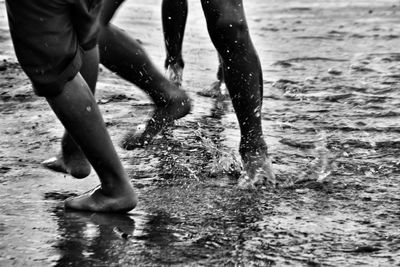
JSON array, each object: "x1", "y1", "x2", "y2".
[{"x1": 1, "y1": 0, "x2": 400, "y2": 266}]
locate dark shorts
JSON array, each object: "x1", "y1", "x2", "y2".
[{"x1": 6, "y1": 0, "x2": 102, "y2": 96}]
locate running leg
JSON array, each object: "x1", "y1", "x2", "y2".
[
  {"x1": 162, "y1": 0, "x2": 188, "y2": 86},
  {"x1": 99, "y1": 0, "x2": 191, "y2": 149},
  {"x1": 201, "y1": 0, "x2": 275, "y2": 187}
]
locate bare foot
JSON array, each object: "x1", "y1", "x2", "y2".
[
  {"x1": 238, "y1": 149, "x2": 276, "y2": 189},
  {"x1": 197, "y1": 81, "x2": 228, "y2": 99},
  {"x1": 121, "y1": 93, "x2": 191, "y2": 150},
  {"x1": 42, "y1": 154, "x2": 91, "y2": 179},
  {"x1": 166, "y1": 62, "x2": 183, "y2": 87},
  {"x1": 65, "y1": 185, "x2": 138, "y2": 213}
]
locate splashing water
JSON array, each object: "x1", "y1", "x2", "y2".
[
  {"x1": 291, "y1": 131, "x2": 332, "y2": 186},
  {"x1": 314, "y1": 131, "x2": 331, "y2": 182},
  {"x1": 238, "y1": 156, "x2": 276, "y2": 189}
]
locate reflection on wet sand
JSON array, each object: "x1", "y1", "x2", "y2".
[
  {"x1": 52, "y1": 208, "x2": 136, "y2": 266},
  {"x1": 52, "y1": 206, "x2": 187, "y2": 266}
]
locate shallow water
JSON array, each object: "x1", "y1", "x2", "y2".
[{"x1": 1, "y1": 0, "x2": 400, "y2": 266}]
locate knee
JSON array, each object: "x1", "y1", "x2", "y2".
[
  {"x1": 208, "y1": 19, "x2": 252, "y2": 63},
  {"x1": 212, "y1": 17, "x2": 248, "y2": 40}
]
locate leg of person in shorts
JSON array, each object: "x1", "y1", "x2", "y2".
[
  {"x1": 43, "y1": 0, "x2": 192, "y2": 173},
  {"x1": 200, "y1": 0, "x2": 275, "y2": 187},
  {"x1": 6, "y1": 0, "x2": 137, "y2": 212},
  {"x1": 162, "y1": 0, "x2": 226, "y2": 97},
  {"x1": 161, "y1": 0, "x2": 187, "y2": 87},
  {"x1": 98, "y1": 0, "x2": 191, "y2": 149}
]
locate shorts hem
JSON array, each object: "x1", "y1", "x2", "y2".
[{"x1": 32, "y1": 49, "x2": 82, "y2": 97}]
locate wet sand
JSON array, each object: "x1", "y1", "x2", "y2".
[{"x1": 1, "y1": 0, "x2": 400, "y2": 266}]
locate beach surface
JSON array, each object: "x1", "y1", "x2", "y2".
[{"x1": 1, "y1": 0, "x2": 400, "y2": 266}]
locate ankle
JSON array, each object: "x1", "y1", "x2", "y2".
[
  {"x1": 239, "y1": 137, "x2": 268, "y2": 159},
  {"x1": 150, "y1": 80, "x2": 187, "y2": 107},
  {"x1": 100, "y1": 176, "x2": 133, "y2": 196},
  {"x1": 161, "y1": 86, "x2": 189, "y2": 107},
  {"x1": 165, "y1": 57, "x2": 184, "y2": 69}
]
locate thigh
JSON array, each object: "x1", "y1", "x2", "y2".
[{"x1": 99, "y1": 0, "x2": 125, "y2": 25}]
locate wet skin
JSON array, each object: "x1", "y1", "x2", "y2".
[
  {"x1": 42, "y1": 48, "x2": 99, "y2": 179},
  {"x1": 44, "y1": 0, "x2": 274, "y2": 187},
  {"x1": 162, "y1": 0, "x2": 225, "y2": 95},
  {"x1": 45, "y1": 65, "x2": 138, "y2": 212},
  {"x1": 163, "y1": 0, "x2": 275, "y2": 186},
  {"x1": 43, "y1": 0, "x2": 191, "y2": 174}
]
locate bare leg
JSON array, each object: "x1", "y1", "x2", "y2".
[
  {"x1": 47, "y1": 73, "x2": 137, "y2": 212},
  {"x1": 42, "y1": 47, "x2": 98, "y2": 178},
  {"x1": 161, "y1": 0, "x2": 226, "y2": 95},
  {"x1": 162, "y1": 0, "x2": 187, "y2": 87},
  {"x1": 201, "y1": 0, "x2": 275, "y2": 187},
  {"x1": 99, "y1": 0, "x2": 191, "y2": 149}
]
